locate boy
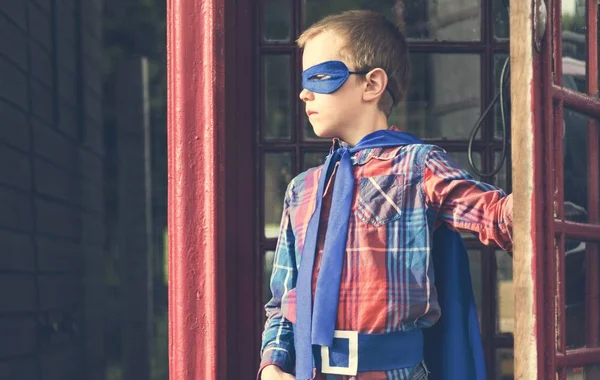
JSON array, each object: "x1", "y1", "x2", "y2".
[{"x1": 260, "y1": 9, "x2": 513, "y2": 380}]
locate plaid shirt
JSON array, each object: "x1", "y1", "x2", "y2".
[{"x1": 260, "y1": 137, "x2": 513, "y2": 380}]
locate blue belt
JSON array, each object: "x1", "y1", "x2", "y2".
[{"x1": 311, "y1": 329, "x2": 424, "y2": 376}]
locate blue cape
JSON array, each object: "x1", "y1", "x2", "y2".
[{"x1": 424, "y1": 224, "x2": 486, "y2": 380}]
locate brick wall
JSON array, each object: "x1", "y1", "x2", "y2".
[{"x1": 0, "y1": 0, "x2": 105, "y2": 379}]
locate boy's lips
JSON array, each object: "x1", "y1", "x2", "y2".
[{"x1": 306, "y1": 110, "x2": 318, "y2": 117}]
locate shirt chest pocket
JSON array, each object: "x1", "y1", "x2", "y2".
[{"x1": 355, "y1": 175, "x2": 405, "y2": 226}]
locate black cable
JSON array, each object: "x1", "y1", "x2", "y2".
[
  {"x1": 467, "y1": 56, "x2": 510, "y2": 178},
  {"x1": 467, "y1": 0, "x2": 510, "y2": 178}
]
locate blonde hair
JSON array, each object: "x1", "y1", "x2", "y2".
[{"x1": 297, "y1": 8, "x2": 409, "y2": 116}]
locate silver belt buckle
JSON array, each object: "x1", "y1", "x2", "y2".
[{"x1": 320, "y1": 330, "x2": 359, "y2": 376}]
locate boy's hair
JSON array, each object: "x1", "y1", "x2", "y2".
[{"x1": 297, "y1": 8, "x2": 409, "y2": 116}]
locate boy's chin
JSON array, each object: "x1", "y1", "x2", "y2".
[{"x1": 311, "y1": 124, "x2": 338, "y2": 139}]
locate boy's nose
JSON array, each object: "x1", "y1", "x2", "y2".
[{"x1": 299, "y1": 88, "x2": 313, "y2": 102}]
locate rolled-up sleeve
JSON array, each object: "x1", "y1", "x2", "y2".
[{"x1": 423, "y1": 147, "x2": 513, "y2": 251}]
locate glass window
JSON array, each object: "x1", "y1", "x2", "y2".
[
  {"x1": 565, "y1": 240, "x2": 600, "y2": 349},
  {"x1": 563, "y1": 108, "x2": 591, "y2": 224},
  {"x1": 304, "y1": 0, "x2": 481, "y2": 41},
  {"x1": 392, "y1": 54, "x2": 481, "y2": 140},
  {"x1": 494, "y1": 54, "x2": 511, "y2": 140},
  {"x1": 493, "y1": 0, "x2": 510, "y2": 40},
  {"x1": 496, "y1": 250, "x2": 514, "y2": 334},
  {"x1": 263, "y1": 55, "x2": 293, "y2": 140},
  {"x1": 264, "y1": 152, "x2": 293, "y2": 238},
  {"x1": 263, "y1": 250, "x2": 276, "y2": 307},
  {"x1": 494, "y1": 151, "x2": 509, "y2": 192},
  {"x1": 565, "y1": 365, "x2": 600, "y2": 380},
  {"x1": 263, "y1": 0, "x2": 292, "y2": 42},
  {"x1": 404, "y1": 0, "x2": 481, "y2": 41},
  {"x1": 561, "y1": 0, "x2": 586, "y2": 87},
  {"x1": 304, "y1": 0, "x2": 396, "y2": 31},
  {"x1": 303, "y1": 151, "x2": 328, "y2": 171},
  {"x1": 447, "y1": 151, "x2": 482, "y2": 180},
  {"x1": 496, "y1": 348, "x2": 514, "y2": 380}
]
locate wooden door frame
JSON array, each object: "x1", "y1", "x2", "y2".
[
  {"x1": 167, "y1": 0, "x2": 258, "y2": 379},
  {"x1": 510, "y1": 0, "x2": 547, "y2": 378}
]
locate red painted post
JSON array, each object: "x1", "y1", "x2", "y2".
[{"x1": 167, "y1": 0, "x2": 227, "y2": 379}]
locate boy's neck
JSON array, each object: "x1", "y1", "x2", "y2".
[{"x1": 339, "y1": 110, "x2": 389, "y2": 146}]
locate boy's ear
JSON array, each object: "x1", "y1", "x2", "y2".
[{"x1": 363, "y1": 68, "x2": 388, "y2": 102}]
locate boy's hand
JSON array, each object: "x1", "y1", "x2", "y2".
[{"x1": 261, "y1": 365, "x2": 295, "y2": 379}]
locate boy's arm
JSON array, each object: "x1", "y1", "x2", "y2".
[
  {"x1": 258, "y1": 183, "x2": 298, "y2": 378},
  {"x1": 423, "y1": 147, "x2": 513, "y2": 251}
]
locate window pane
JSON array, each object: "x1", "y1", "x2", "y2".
[
  {"x1": 263, "y1": 55, "x2": 292, "y2": 140},
  {"x1": 496, "y1": 348, "x2": 514, "y2": 380},
  {"x1": 263, "y1": 0, "x2": 292, "y2": 42},
  {"x1": 561, "y1": 1, "x2": 586, "y2": 88},
  {"x1": 563, "y1": 108, "x2": 591, "y2": 225},
  {"x1": 493, "y1": 0, "x2": 510, "y2": 40},
  {"x1": 303, "y1": 151, "x2": 328, "y2": 172},
  {"x1": 494, "y1": 54, "x2": 511, "y2": 140},
  {"x1": 447, "y1": 151, "x2": 482, "y2": 180},
  {"x1": 566, "y1": 365, "x2": 600, "y2": 380},
  {"x1": 404, "y1": 0, "x2": 480, "y2": 41},
  {"x1": 565, "y1": 240, "x2": 600, "y2": 349},
  {"x1": 562, "y1": 105, "x2": 600, "y2": 353},
  {"x1": 467, "y1": 250, "x2": 482, "y2": 325},
  {"x1": 303, "y1": 0, "x2": 481, "y2": 41},
  {"x1": 496, "y1": 250, "x2": 514, "y2": 334},
  {"x1": 304, "y1": 0, "x2": 395, "y2": 32},
  {"x1": 564, "y1": 237, "x2": 583, "y2": 349},
  {"x1": 392, "y1": 54, "x2": 481, "y2": 140},
  {"x1": 264, "y1": 152, "x2": 293, "y2": 238},
  {"x1": 494, "y1": 151, "x2": 510, "y2": 192},
  {"x1": 263, "y1": 250, "x2": 276, "y2": 307}
]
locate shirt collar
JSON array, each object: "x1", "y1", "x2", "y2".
[{"x1": 329, "y1": 126, "x2": 403, "y2": 165}]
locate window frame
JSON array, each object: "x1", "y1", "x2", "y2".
[{"x1": 540, "y1": 0, "x2": 600, "y2": 377}]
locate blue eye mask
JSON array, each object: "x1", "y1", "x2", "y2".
[
  {"x1": 301, "y1": 60, "x2": 396, "y2": 103},
  {"x1": 302, "y1": 60, "x2": 368, "y2": 94}
]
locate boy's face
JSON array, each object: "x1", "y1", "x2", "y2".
[{"x1": 300, "y1": 31, "x2": 366, "y2": 141}]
